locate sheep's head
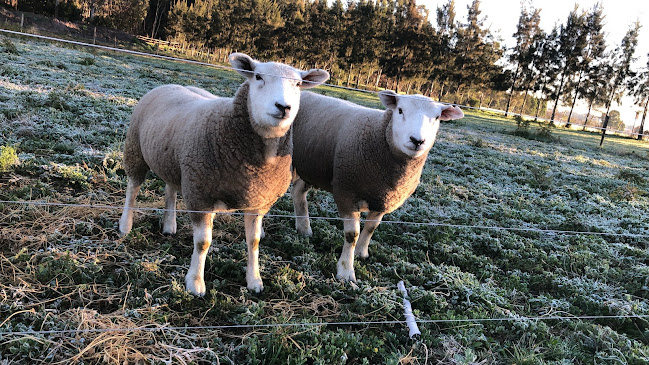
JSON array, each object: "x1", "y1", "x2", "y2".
[
  {"x1": 230, "y1": 53, "x2": 330, "y2": 139},
  {"x1": 379, "y1": 91, "x2": 464, "y2": 158}
]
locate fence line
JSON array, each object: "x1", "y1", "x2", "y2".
[
  {"x1": 0, "y1": 28, "x2": 646, "y2": 139},
  {"x1": 1, "y1": 200, "x2": 648, "y2": 238},
  {"x1": 2, "y1": 313, "x2": 648, "y2": 337}
]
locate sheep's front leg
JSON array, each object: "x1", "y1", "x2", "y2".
[
  {"x1": 355, "y1": 211, "x2": 384, "y2": 259},
  {"x1": 336, "y1": 212, "x2": 360, "y2": 282},
  {"x1": 162, "y1": 184, "x2": 177, "y2": 235},
  {"x1": 185, "y1": 211, "x2": 215, "y2": 296},
  {"x1": 244, "y1": 211, "x2": 265, "y2": 293},
  {"x1": 119, "y1": 177, "x2": 143, "y2": 236},
  {"x1": 292, "y1": 176, "x2": 312, "y2": 236}
]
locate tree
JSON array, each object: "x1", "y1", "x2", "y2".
[
  {"x1": 564, "y1": 3, "x2": 606, "y2": 128},
  {"x1": 528, "y1": 26, "x2": 560, "y2": 121},
  {"x1": 601, "y1": 110, "x2": 625, "y2": 131},
  {"x1": 504, "y1": 5, "x2": 541, "y2": 117},
  {"x1": 600, "y1": 21, "x2": 640, "y2": 145},
  {"x1": 632, "y1": 54, "x2": 649, "y2": 140},
  {"x1": 451, "y1": 0, "x2": 503, "y2": 104},
  {"x1": 548, "y1": 6, "x2": 588, "y2": 124},
  {"x1": 580, "y1": 60, "x2": 609, "y2": 130}
]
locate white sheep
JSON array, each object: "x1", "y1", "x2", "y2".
[
  {"x1": 119, "y1": 53, "x2": 329, "y2": 296},
  {"x1": 291, "y1": 91, "x2": 463, "y2": 282}
]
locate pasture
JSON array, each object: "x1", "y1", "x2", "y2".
[{"x1": 1, "y1": 35, "x2": 649, "y2": 364}]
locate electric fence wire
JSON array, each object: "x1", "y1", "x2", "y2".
[
  {"x1": 1, "y1": 199, "x2": 648, "y2": 238},
  {"x1": 1, "y1": 28, "x2": 649, "y2": 338},
  {"x1": 0, "y1": 28, "x2": 646, "y2": 138}
]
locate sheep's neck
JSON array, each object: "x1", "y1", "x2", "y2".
[{"x1": 262, "y1": 138, "x2": 280, "y2": 163}]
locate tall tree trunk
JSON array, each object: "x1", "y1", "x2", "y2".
[
  {"x1": 550, "y1": 66, "x2": 570, "y2": 124},
  {"x1": 583, "y1": 99, "x2": 594, "y2": 131},
  {"x1": 346, "y1": 64, "x2": 353, "y2": 87},
  {"x1": 565, "y1": 70, "x2": 584, "y2": 128},
  {"x1": 638, "y1": 97, "x2": 648, "y2": 141},
  {"x1": 374, "y1": 69, "x2": 382, "y2": 90},
  {"x1": 505, "y1": 63, "x2": 521, "y2": 117},
  {"x1": 354, "y1": 66, "x2": 362, "y2": 89},
  {"x1": 534, "y1": 78, "x2": 548, "y2": 122},
  {"x1": 599, "y1": 93, "x2": 615, "y2": 146},
  {"x1": 519, "y1": 88, "x2": 530, "y2": 115}
]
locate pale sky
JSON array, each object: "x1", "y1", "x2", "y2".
[{"x1": 420, "y1": 0, "x2": 649, "y2": 128}]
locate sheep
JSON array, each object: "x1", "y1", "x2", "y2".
[
  {"x1": 291, "y1": 90, "x2": 463, "y2": 282},
  {"x1": 118, "y1": 53, "x2": 329, "y2": 296}
]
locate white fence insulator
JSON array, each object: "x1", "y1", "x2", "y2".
[{"x1": 397, "y1": 281, "x2": 421, "y2": 339}]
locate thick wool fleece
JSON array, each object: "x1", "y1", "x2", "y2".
[
  {"x1": 123, "y1": 82, "x2": 292, "y2": 213},
  {"x1": 292, "y1": 91, "x2": 426, "y2": 215}
]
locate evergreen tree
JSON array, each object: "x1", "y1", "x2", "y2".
[
  {"x1": 633, "y1": 54, "x2": 649, "y2": 140},
  {"x1": 548, "y1": 6, "x2": 588, "y2": 124},
  {"x1": 529, "y1": 26, "x2": 560, "y2": 121},
  {"x1": 600, "y1": 21, "x2": 640, "y2": 145},
  {"x1": 564, "y1": 3, "x2": 606, "y2": 127},
  {"x1": 451, "y1": 0, "x2": 502, "y2": 104},
  {"x1": 505, "y1": 5, "x2": 541, "y2": 117}
]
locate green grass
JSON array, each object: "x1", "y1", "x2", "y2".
[{"x1": 1, "y1": 35, "x2": 649, "y2": 363}]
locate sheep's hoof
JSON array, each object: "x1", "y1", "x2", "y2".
[
  {"x1": 185, "y1": 275, "x2": 206, "y2": 297},
  {"x1": 354, "y1": 249, "x2": 370, "y2": 259},
  {"x1": 247, "y1": 279, "x2": 264, "y2": 294},
  {"x1": 297, "y1": 226, "x2": 313, "y2": 237},
  {"x1": 118, "y1": 222, "x2": 131, "y2": 237},
  {"x1": 162, "y1": 229, "x2": 176, "y2": 236},
  {"x1": 336, "y1": 264, "x2": 357, "y2": 283}
]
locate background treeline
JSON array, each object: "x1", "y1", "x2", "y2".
[{"x1": 2, "y1": 0, "x2": 649, "y2": 134}]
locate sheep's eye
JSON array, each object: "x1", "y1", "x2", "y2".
[
  {"x1": 296, "y1": 81, "x2": 302, "y2": 87},
  {"x1": 398, "y1": 108, "x2": 403, "y2": 114},
  {"x1": 255, "y1": 74, "x2": 263, "y2": 81}
]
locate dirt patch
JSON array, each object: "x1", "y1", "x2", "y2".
[{"x1": 0, "y1": 6, "x2": 138, "y2": 46}]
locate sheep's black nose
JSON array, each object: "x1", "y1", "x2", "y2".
[
  {"x1": 275, "y1": 102, "x2": 291, "y2": 117},
  {"x1": 410, "y1": 136, "x2": 425, "y2": 147}
]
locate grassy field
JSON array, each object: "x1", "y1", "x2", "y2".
[{"x1": 1, "y1": 34, "x2": 649, "y2": 364}]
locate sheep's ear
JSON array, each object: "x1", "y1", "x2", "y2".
[
  {"x1": 378, "y1": 90, "x2": 398, "y2": 109},
  {"x1": 229, "y1": 53, "x2": 257, "y2": 78},
  {"x1": 439, "y1": 105, "x2": 464, "y2": 121},
  {"x1": 299, "y1": 69, "x2": 330, "y2": 89}
]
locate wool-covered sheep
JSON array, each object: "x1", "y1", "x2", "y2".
[
  {"x1": 291, "y1": 91, "x2": 463, "y2": 282},
  {"x1": 119, "y1": 53, "x2": 329, "y2": 296}
]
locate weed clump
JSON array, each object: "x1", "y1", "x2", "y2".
[
  {"x1": 78, "y1": 56, "x2": 95, "y2": 66},
  {"x1": 511, "y1": 117, "x2": 560, "y2": 143},
  {"x1": 1, "y1": 38, "x2": 19, "y2": 55},
  {"x1": 0, "y1": 145, "x2": 20, "y2": 172}
]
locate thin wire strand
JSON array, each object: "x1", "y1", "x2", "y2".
[
  {"x1": 0, "y1": 28, "x2": 646, "y2": 138},
  {"x1": 1, "y1": 199, "x2": 648, "y2": 238},
  {"x1": 2, "y1": 314, "x2": 648, "y2": 336}
]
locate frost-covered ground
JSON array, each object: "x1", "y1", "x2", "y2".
[{"x1": 1, "y1": 35, "x2": 649, "y2": 364}]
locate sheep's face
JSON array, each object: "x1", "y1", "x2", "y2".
[
  {"x1": 230, "y1": 53, "x2": 329, "y2": 139},
  {"x1": 379, "y1": 91, "x2": 464, "y2": 158}
]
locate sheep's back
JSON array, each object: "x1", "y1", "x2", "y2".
[
  {"x1": 292, "y1": 91, "x2": 381, "y2": 192},
  {"x1": 131, "y1": 85, "x2": 230, "y2": 187}
]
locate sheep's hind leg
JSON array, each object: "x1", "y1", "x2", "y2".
[
  {"x1": 119, "y1": 177, "x2": 144, "y2": 236},
  {"x1": 355, "y1": 211, "x2": 384, "y2": 259},
  {"x1": 336, "y1": 212, "x2": 360, "y2": 282},
  {"x1": 292, "y1": 176, "x2": 312, "y2": 236},
  {"x1": 244, "y1": 211, "x2": 265, "y2": 293},
  {"x1": 162, "y1": 184, "x2": 178, "y2": 235},
  {"x1": 185, "y1": 211, "x2": 215, "y2": 296}
]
